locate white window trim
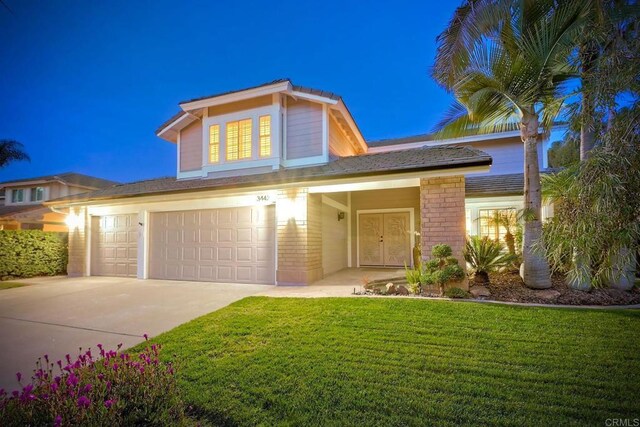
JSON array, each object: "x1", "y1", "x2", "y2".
[{"x1": 10, "y1": 188, "x2": 26, "y2": 204}]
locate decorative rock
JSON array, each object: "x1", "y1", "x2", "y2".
[
  {"x1": 396, "y1": 285, "x2": 409, "y2": 296},
  {"x1": 386, "y1": 283, "x2": 397, "y2": 295},
  {"x1": 535, "y1": 289, "x2": 561, "y2": 301},
  {"x1": 470, "y1": 286, "x2": 491, "y2": 298},
  {"x1": 387, "y1": 282, "x2": 398, "y2": 295}
]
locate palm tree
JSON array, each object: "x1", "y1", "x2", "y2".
[
  {"x1": 432, "y1": 0, "x2": 589, "y2": 289},
  {"x1": 577, "y1": 0, "x2": 638, "y2": 160},
  {"x1": 0, "y1": 140, "x2": 30, "y2": 168}
]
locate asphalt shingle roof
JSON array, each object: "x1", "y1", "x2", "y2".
[
  {"x1": 48, "y1": 145, "x2": 491, "y2": 204},
  {"x1": 0, "y1": 204, "x2": 44, "y2": 218},
  {"x1": 465, "y1": 170, "x2": 558, "y2": 197},
  {"x1": 465, "y1": 173, "x2": 525, "y2": 197},
  {"x1": 157, "y1": 79, "x2": 342, "y2": 135},
  {"x1": 0, "y1": 172, "x2": 119, "y2": 189}
]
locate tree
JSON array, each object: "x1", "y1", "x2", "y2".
[
  {"x1": 0, "y1": 140, "x2": 30, "y2": 168},
  {"x1": 548, "y1": 136, "x2": 579, "y2": 168},
  {"x1": 575, "y1": 0, "x2": 639, "y2": 160},
  {"x1": 432, "y1": 0, "x2": 589, "y2": 289},
  {"x1": 541, "y1": 105, "x2": 639, "y2": 289}
]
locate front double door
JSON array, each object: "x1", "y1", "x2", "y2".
[{"x1": 358, "y1": 212, "x2": 411, "y2": 267}]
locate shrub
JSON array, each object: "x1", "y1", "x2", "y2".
[
  {"x1": 464, "y1": 236, "x2": 517, "y2": 284},
  {"x1": 407, "y1": 282, "x2": 421, "y2": 295},
  {"x1": 444, "y1": 287, "x2": 469, "y2": 299},
  {"x1": 423, "y1": 244, "x2": 465, "y2": 294},
  {"x1": 0, "y1": 339, "x2": 186, "y2": 426},
  {"x1": 432, "y1": 244, "x2": 452, "y2": 259},
  {"x1": 404, "y1": 262, "x2": 421, "y2": 288},
  {"x1": 0, "y1": 231, "x2": 68, "y2": 278}
]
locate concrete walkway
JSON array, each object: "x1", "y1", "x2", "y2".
[
  {"x1": 258, "y1": 267, "x2": 403, "y2": 297},
  {"x1": 0, "y1": 276, "x2": 265, "y2": 391}
]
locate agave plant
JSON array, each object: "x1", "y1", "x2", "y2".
[{"x1": 464, "y1": 236, "x2": 517, "y2": 285}]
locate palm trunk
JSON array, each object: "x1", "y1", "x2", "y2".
[
  {"x1": 521, "y1": 113, "x2": 552, "y2": 289},
  {"x1": 580, "y1": 42, "x2": 598, "y2": 161}
]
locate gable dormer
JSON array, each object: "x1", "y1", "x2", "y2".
[{"x1": 156, "y1": 80, "x2": 366, "y2": 180}]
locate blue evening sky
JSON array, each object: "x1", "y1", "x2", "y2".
[{"x1": 0, "y1": 0, "x2": 459, "y2": 184}]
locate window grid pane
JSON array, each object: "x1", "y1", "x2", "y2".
[
  {"x1": 209, "y1": 125, "x2": 220, "y2": 163},
  {"x1": 259, "y1": 115, "x2": 271, "y2": 157},
  {"x1": 239, "y1": 119, "x2": 252, "y2": 159},
  {"x1": 12, "y1": 189, "x2": 24, "y2": 203},
  {"x1": 30, "y1": 187, "x2": 44, "y2": 202},
  {"x1": 226, "y1": 122, "x2": 239, "y2": 161},
  {"x1": 478, "y1": 208, "x2": 514, "y2": 243}
]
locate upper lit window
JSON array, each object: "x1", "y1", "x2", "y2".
[
  {"x1": 209, "y1": 125, "x2": 220, "y2": 163},
  {"x1": 226, "y1": 119, "x2": 252, "y2": 161},
  {"x1": 11, "y1": 189, "x2": 24, "y2": 203},
  {"x1": 259, "y1": 115, "x2": 271, "y2": 157},
  {"x1": 30, "y1": 187, "x2": 44, "y2": 202}
]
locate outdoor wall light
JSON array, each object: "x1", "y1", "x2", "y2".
[
  {"x1": 65, "y1": 213, "x2": 82, "y2": 229},
  {"x1": 337, "y1": 211, "x2": 345, "y2": 221}
]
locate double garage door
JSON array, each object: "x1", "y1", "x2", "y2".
[{"x1": 91, "y1": 206, "x2": 275, "y2": 284}]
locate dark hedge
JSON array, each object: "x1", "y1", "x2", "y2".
[{"x1": 0, "y1": 230, "x2": 68, "y2": 278}]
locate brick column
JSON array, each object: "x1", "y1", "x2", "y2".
[
  {"x1": 67, "y1": 206, "x2": 87, "y2": 277},
  {"x1": 420, "y1": 176, "x2": 466, "y2": 266},
  {"x1": 276, "y1": 188, "x2": 323, "y2": 285}
]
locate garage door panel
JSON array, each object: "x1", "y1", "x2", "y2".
[
  {"x1": 217, "y1": 229, "x2": 232, "y2": 243},
  {"x1": 149, "y1": 206, "x2": 275, "y2": 284},
  {"x1": 236, "y1": 247, "x2": 252, "y2": 262},
  {"x1": 91, "y1": 214, "x2": 137, "y2": 278},
  {"x1": 218, "y1": 247, "x2": 233, "y2": 261},
  {"x1": 217, "y1": 210, "x2": 233, "y2": 224},
  {"x1": 237, "y1": 228, "x2": 252, "y2": 243},
  {"x1": 236, "y1": 266, "x2": 253, "y2": 281}
]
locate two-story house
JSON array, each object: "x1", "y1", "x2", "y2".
[
  {"x1": 0, "y1": 173, "x2": 118, "y2": 231},
  {"x1": 47, "y1": 79, "x2": 556, "y2": 286}
]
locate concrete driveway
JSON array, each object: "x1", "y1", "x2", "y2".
[{"x1": 0, "y1": 276, "x2": 265, "y2": 391}]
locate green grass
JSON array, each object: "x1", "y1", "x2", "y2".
[
  {"x1": 144, "y1": 297, "x2": 640, "y2": 426},
  {"x1": 0, "y1": 281, "x2": 28, "y2": 290}
]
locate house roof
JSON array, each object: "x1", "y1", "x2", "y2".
[
  {"x1": 368, "y1": 133, "x2": 438, "y2": 147},
  {"x1": 465, "y1": 173, "x2": 525, "y2": 197},
  {"x1": 0, "y1": 203, "x2": 45, "y2": 219},
  {"x1": 47, "y1": 145, "x2": 491, "y2": 205},
  {"x1": 0, "y1": 172, "x2": 119, "y2": 190},
  {"x1": 465, "y1": 170, "x2": 558, "y2": 197},
  {"x1": 156, "y1": 79, "x2": 342, "y2": 136},
  {"x1": 180, "y1": 78, "x2": 341, "y2": 105}
]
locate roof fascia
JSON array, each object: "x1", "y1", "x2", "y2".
[
  {"x1": 331, "y1": 100, "x2": 368, "y2": 152},
  {"x1": 179, "y1": 81, "x2": 291, "y2": 111},
  {"x1": 289, "y1": 90, "x2": 338, "y2": 105},
  {"x1": 46, "y1": 162, "x2": 490, "y2": 208}
]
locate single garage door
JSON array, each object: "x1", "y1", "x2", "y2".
[
  {"x1": 91, "y1": 214, "x2": 138, "y2": 277},
  {"x1": 149, "y1": 205, "x2": 275, "y2": 284}
]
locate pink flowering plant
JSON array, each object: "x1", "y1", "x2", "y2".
[{"x1": 0, "y1": 336, "x2": 186, "y2": 426}]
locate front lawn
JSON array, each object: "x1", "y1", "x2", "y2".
[
  {"x1": 0, "y1": 281, "x2": 28, "y2": 290},
  {"x1": 146, "y1": 297, "x2": 640, "y2": 426}
]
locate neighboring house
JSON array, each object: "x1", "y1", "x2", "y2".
[
  {"x1": 0, "y1": 173, "x2": 118, "y2": 231},
  {"x1": 47, "y1": 79, "x2": 558, "y2": 286}
]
